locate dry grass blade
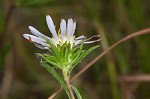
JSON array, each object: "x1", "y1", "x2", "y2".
[
  {"x1": 48, "y1": 28, "x2": 150, "y2": 99},
  {"x1": 48, "y1": 88, "x2": 62, "y2": 99},
  {"x1": 120, "y1": 75, "x2": 150, "y2": 82}
]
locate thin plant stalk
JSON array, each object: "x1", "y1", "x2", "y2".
[
  {"x1": 65, "y1": 79, "x2": 75, "y2": 99},
  {"x1": 63, "y1": 70, "x2": 75, "y2": 99},
  {"x1": 48, "y1": 28, "x2": 150, "y2": 99}
]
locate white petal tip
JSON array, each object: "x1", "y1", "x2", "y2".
[
  {"x1": 28, "y1": 26, "x2": 33, "y2": 29},
  {"x1": 46, "y1": 15, "x2": 51, "y2": 20},
  {"x1": 23, "y1": 34, "x2": 29, "y2": 39},
  {"x1": 23, "y1": 34, "x2": 27, "y2": 37}
]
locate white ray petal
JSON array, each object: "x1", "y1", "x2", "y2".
[
  {"x1": 67, "y1": 18, "x2": 74, "y2": 38},
  {"x1": 46, "y1": 15, "x2": 59, "y2": 39},
  {"x1": 34, "y1": 43, "x2": 47, "y2": 49},
  {"x1": 23, "y1": 34, "x2": 46, "y2": 44},
  {"x1": 74, "y1": 40, "x2": 82, "y2": 46},
  {"x1": 60, "y1": 19, "x2": 66, "y2": 37},
  {"x1": 29, "y1": 26, "x2": 52, "y2": 40},
  {"x1": 41, "y1": 43, "x2": 49, "y2": 47},
  {"x1": 86, "y1": 35, "x2": 101, "y2": 41},
  {"x1": 44, "y1": 47, "x2": 49, "y2": 49},
  {"x1": 84, "y1": 39, "x2": 101, "y2": 44},
  {"x1": 72, "y1": 21, "x2": 76, "y2": 36},
  {"x1": 75, "y1": 35, "x2": 86, "y2": 40},
  {"x1": 29, "y1": 26, "x2": 45, "y2": 37},
  {"x1": 36, "y1": 42, "x2": 49, "y2": 48}
]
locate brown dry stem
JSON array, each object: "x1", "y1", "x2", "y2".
[
  {"x1": 48, "y1": 28, "x2": 150, "y2": 99},
  {"x1": 65, "y1": 79, "x2": 75, "y2": 99}
]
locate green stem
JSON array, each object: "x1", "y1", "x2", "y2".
[{"x1": 63, "y1": 70, "x2": 75, "y2": 99}]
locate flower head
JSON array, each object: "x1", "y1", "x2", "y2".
[
  {"x1": 23, "y1": 15, "x2": 100, "y2": 49},
  {"x1": 22, "y1": 15, "x2": 101, "y2": 99}
]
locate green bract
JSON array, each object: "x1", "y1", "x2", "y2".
[{"x1": 37, "y1": 38, "x2": 99, "y2": 79}]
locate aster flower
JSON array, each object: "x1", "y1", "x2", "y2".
[
  {"x1": 23, "y1": 15, "x2": 101, "y2": 99},
  {"x1": 23, "y1": 15, "x2": 100, "y2": 49}
]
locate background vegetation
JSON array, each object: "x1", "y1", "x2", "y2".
[{"x1": 0, "y1": 0, "x2": 150, "y2": 99}]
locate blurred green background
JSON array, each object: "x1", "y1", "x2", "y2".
[{"x1": 0, "y1": 0, "x2": 150, "y2": 99}]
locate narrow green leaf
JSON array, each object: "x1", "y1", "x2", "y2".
[
  {"x1": 64, "y1": 45, "x2": 70, "y2": 63},
  {"x1": 60, "y1": 43, "x2": 66, "y2": 61},
  {"x1": 80, "y1": 40, "x2": 85, "y2": 50},
  {"x1": 57, "y1": 44, "x2": 61, "y2": 52},
  {"x1": 46, "y1": 39, "x2": 61, "y2": 60},
  {"x1": 70, "y1": 50, "x2": 82, "y2": 60},
  {"x1": 37, "y1": 53, "x2": 60, "y2": 68},
  {"x1": 73, "y1": 45, "x2": 100, "y2": 67},
  {"x1": 43, "y1": 54, "x2": 58, "y2": 63},
  {"x1": 71, "y1": 85, "x2": 82, "y2": 99},
  {"x1": 83, "y1": 45, "x2": 100, "y2": 58},
  {"x1": 70, "y1": 46, "x2": 79, "y2": 54},
  {"x1": 69, "y1": 50, "x2": 85, "y2": 66},
  {"x1": 41, "y1": 63, "x2": 71, "y2": 99}
]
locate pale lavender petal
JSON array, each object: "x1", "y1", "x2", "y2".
[
  {"x1": 34, "y1": 43, "x2": 47, "y2": 49},
  {"x1": 23, "y1": 34, "x2": 46, "y2": 44},
  {"x1": 44, "y1": 47, "x2": 49, "y2": 49},
  {"x1": 72, "y1": 21, "x2": 76, "y2": 35},
  {"x1": 84, "y1": 39, "x2": 101, "y2": 44},
  {"x1": 29, "y1": 26, "x2": 52, "y2": 40},
  {"x1": 60, "y1": 19, "x2": 66, "y2": 37},
  {"x1": 75, "y1": 35, "x2": 86, "y2": 40},
  {"x1": 29, "y1": 26, "x2": 45, "y2": 37},
  {"x1": 46, "y1": 15, "x2": 59, "y2": 39},
  {"x1": 67, "y1": 18, "x2": 74, "y2": 38},
  {"x1": 41, "y1": 43, "x2": 49, "y2": 47},
  {"x1": 74, "y1": 40, "x2": 82, "y2": 46},
  {"x1": 86, "y1": 35, "x2": 101, "y2": 41}
]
